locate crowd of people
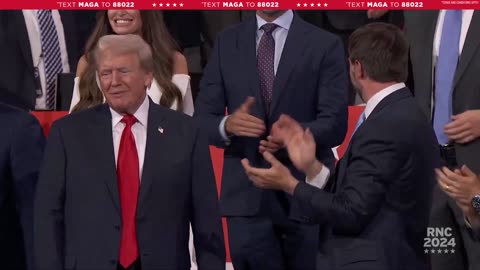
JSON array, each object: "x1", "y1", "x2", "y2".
[{"x1": 0, "y1": 9, "x2": 479, "y2": 270}]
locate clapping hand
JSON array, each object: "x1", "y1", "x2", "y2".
[
  {"x1": 436, "y1": 165, "x2": 480, "y2": 220},
  {"x1": 225, "y1": 97, "x2": 266, "y2": 137}
]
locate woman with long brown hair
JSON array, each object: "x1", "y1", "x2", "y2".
[{"x1": 69, "y1": 10, "x2": 194, "y2": 116}]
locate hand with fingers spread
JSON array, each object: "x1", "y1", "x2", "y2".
[
  {"x1": 436, "y1": 165, "x2": 480, "y2": 220},
  {"x1": 285, "y1": 128, "x2": 324, "y2": 179},
  {"x1": 269, "y1": 114, "x2": 324, "y2": 178},
  {"x1": 259, "y1": 114, "x2": 304, "y2": 154},
  {"x1": 241, "y1": 151, "x2": 299, "y2": 194},
  {"x1": 444, "y1": 110, "x2": 480, "y2": 144},
  {"x1": 270, "y1": 114, "x2": 305, "y2": 146},
  {"x1": 225, "y1": 97, "x2": 266, "y2": 138}
]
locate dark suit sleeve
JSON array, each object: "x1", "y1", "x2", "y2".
[
  {"x1": 34, "y1": 123, "x2": 66, "y2": 270},
  {"x1": 10, "y1": 114, "x2": 45, "y2": 270},
  {"x1": 293, "y1": 132, "x2": 403, "y2": 235},
  {"x1": 194, "y1": 36, "x2": 228, "y2": 148},
  {"x1": 302, "y1": 36, "x2": 348, "y2": 148},
  {"x1": 190, "y1": 126, "x2": 226, "y2": 269}
]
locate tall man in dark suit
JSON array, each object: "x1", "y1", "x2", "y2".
[
  {"x1": 0, "y1": 10, "x2": 81, "y2": 110},
  {"x1": 242, "y1": 22, "x2": 440, "y2": 270},
  {"x1": 194, "y1": 9, "x2": 348, "y2": 270},
  {"x1": 34, "y1": 34, "x2": 225, "y2": 270},
  {"x1": 405, "y1": 10, "x2": 480, "y2": 270},
  {"x1": 0, "y1": 102, "x2": 45, "y2": 270}
]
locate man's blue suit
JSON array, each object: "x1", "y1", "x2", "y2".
[
  {"x1": 0, "y1": 102, "x2": 45, "y2": 270},
  {"x1": 194, "y1": 11, "x2": 348, "y2": 270}
]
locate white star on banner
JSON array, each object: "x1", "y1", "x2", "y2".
[
  {"x1": 303, "y1": 3, "x2": 308, "y2": 7},
  {"x1": 159, "y1": 3, "x2": 163, "y2": 6},
  {"x1": 152, "y1": 3, "x2": 156, "y2": 6},
  {"x1": 297, "y1": 3, "x2": 301, "y2": 6},
  {"x1": 317, "y1": 3, "x2": 321, "y2": 6},
  {"x1": 180, "y1": 3, "x2": 183, "y2": 6},
  {"x1": 173, "y1": 3, "x2": 177, "y2": 6},
  {"x1": 324, "y1": 2, "x2": 328, "y2": 6}
]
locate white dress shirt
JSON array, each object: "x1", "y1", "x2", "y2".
[
  {"x1": 308, "y1": 83, "x2": 406, "y2": 189},
  {"x1": 23, "y1": 10, "x2": 70, "y2": 110},
  {"x1": 70, "y1": 74, "x2": 194, "y2": 116},
  {"x1": 219, "y1": 10, "x2": 294, "y2": 141},
  {"x1": 111, "y1": 95, "x2": 149, "y2": 180}
]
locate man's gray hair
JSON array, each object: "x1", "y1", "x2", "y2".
[{"x1": 94, "y1": 34, "x2": 154, "y2": 72}]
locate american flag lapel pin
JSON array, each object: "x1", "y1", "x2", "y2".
[{"x1": 158, "y1": 127, "x2": 164, "y2": 134}]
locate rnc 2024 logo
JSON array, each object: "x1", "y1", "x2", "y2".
[{"x1": 424, "y1": 227, "x2": 456, "y2": 254}]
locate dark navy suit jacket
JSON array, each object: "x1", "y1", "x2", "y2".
[
  {"x1": 294, "y1": 89, "x2": 440, "y2": 270},
  {"x1": 34, "y1": 101, "x2": 225, "y2": 270},
  {"x1": 194, "y1": 14, "x2": 348, "y2": 221},
  {"x1": 0, "y1": 102, "x2": 45, "y2": 270}
]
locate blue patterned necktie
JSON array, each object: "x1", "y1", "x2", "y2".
[
  {"x1": 257, "y1": 23, "x2": 278, "y2": 113},
  {"x1": 352, "y1": 111, "x2": 366, "y2": 135},
  {"x1": 434, "y1": 10, "x2": 462, "y2": 144},
  {"x1": 37, "y1": 10, "x2": 63, "y2": 110}
]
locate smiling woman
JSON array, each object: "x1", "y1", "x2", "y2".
[
  {"x1": 108, "y1": 10, "x2": 143, "y2": 35},
  {"x1": 69, "y1": 10, "x2": 194, "y2": 116}
]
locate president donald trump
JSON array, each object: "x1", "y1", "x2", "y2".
[{"x1": 34, "y1": 34, "x2": 225, "y2": 270}]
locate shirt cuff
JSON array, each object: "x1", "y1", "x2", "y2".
[
  {"x1": 305, "y1": 165, "x2": 330, "y2": 189},
  {"x1": 219, "y1": 115, "x2": 231, "y2": 143}
]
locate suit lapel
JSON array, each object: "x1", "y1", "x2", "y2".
[
  {"x1": 270, "y1": 16, "x2": 309, "y2": 116},
  {"x1": 454, "y1": 11, "x2": 480, "y2": 87},
  {"x1": 92, "y1": 105, "x2": 121, "y2": 214},
  {"x1": 239, "y1": 18, "x2": 266, "y2": 119},
  {"x1": 137, "y1": 102, "x2": 168, "y2": 213},
  {"x1": 12, "y1": 11, "x2": 34, "y2": 71}
]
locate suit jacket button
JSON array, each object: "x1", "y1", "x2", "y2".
[{"x1": 110, "y1": 259, "x2": 117, "y2": 265}]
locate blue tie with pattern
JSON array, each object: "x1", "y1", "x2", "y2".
[
  {"x1": 257, "y1": 23, "x2": 278, "y2": 113},
  {"x1": 37, "y1": 10, "x2": 63, "y2": 110},
  {"x1": 434, "y1": 10, "x2": 462, "y2": 144}
]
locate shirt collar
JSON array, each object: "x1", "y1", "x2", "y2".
[
  {"x1": 364, "y1": 82, "x2": 405, "y2": 119},
  {"x1": 256, "y1": 10, "x2": 294, "y2": 31},
  {"x1": 111, "y1": 94, "x2": 150, "y2": 128}
]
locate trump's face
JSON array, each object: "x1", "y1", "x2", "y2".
[
  {"x1": 107, "y1": 10, "x2": 142, "y2": 35},
  {"x1": 97, "y1": 51, "x2": 152, "y2": 114}
]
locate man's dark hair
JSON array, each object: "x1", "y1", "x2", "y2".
[{"x1": 348, "y1": 22, "x2": 408, "y2": 83}]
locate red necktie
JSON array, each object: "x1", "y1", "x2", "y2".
[{"x1": 117, "y1": 115, "x2": 140, "y2": 268}]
